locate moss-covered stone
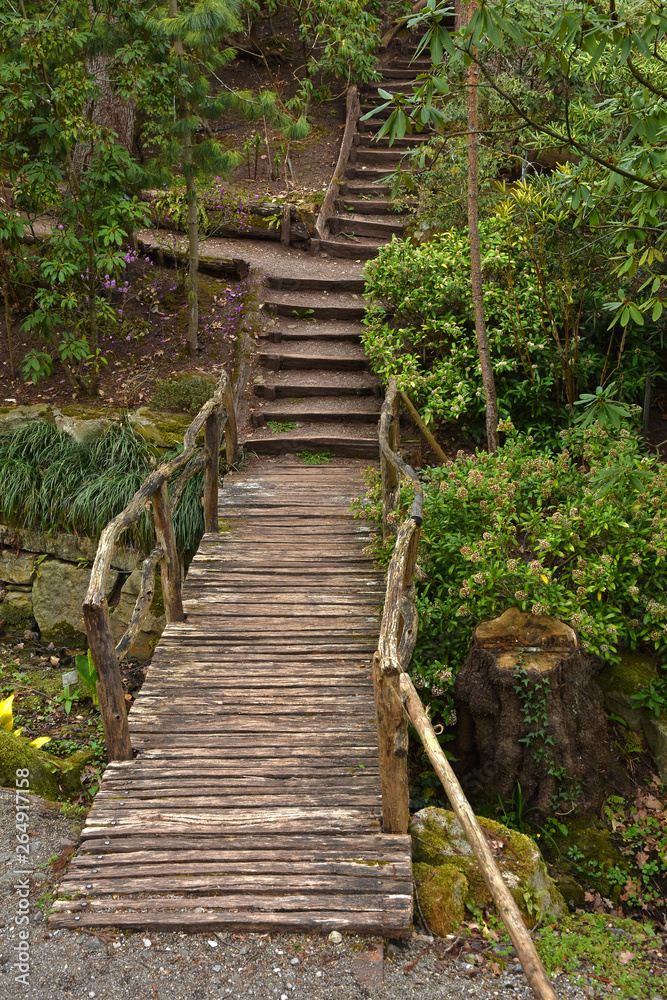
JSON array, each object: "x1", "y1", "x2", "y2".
[
  {"x1": 596, "y1": 652, "x2": 658, "y2": 730},
  {"x1": 0, "y1": 593, "x2": 34, "y2": 630},
  {"x1": 0, "y1": 404, "x2": 54, "y2": 436},
  {"x1": 413, "y1": 862, "x2": 468, "y2": 936},
  {"x1": 129, "y1": 407, "x2": 195, "y2": 448},
  {"x1": 409, "y1": 807, "x2": 565, "y2": 929},
  {"x1": 553, "y1": 872, "x2": 587, "y2": 909},
  {"x1": 544, "y1": 814, "x2": 630, "y2": 902},
  {"x1": 0, "y1": 726, "x2": 93, "y2": 800}
]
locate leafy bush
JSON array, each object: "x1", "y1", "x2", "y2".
[
  {"x1": 151, "y1": 373, "x2": 216, "y2": 415},
  {"x1": 361, "y1": 425, "x2": 667, "y2": 722},
  {"x1": 0, "y1": 420, "x2": 204, "y2": 563},
  {"x1": 362, "y1": 185, "x2": 661, "y2": 438}
]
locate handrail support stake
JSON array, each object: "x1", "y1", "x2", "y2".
[
  {"x1": 153, "y1": 481, "x2": 185, "y2": 623},
  {"x1": 204, "y1": 409, "x2": 222, "y2": 533},
  {"x1": 83, "y1": 600, "x2": 132, "y2": 762}
]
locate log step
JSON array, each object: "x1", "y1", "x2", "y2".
[
  {"x1": 327, "y1": 215, "x2": 405, "y2": 239},
  {"x1": 253, "y1": 398, "x2": 381, "y2": 426},
  {"x1": 253, "y1": 369, "x2": 380, "y2": 398}
]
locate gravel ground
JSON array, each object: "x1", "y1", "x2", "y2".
[{"x1": 0, "y1": 789, "x2": 598, "y2": 1000}]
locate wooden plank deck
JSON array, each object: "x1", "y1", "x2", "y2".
[{"x1": 50, "y1": 461, "x2": 413, "y2": 936}]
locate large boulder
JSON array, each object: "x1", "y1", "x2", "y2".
[
  {"x1": 32, "y1": 560, "x2": 118, "y2": 644},
  {"x1": 409, "y1": 807, "x2": 565, "y2": 932}
]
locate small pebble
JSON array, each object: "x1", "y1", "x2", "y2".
[
  {"x1": 290, "y1": 957, "x2": 299, "y2": 965},
  {"x1": 212, "y1": 964, "x2": 221, "y2": 972},
  {"x1": 208, "y1": 939, "x2": 218, "y2": 948},
  {"x1": 328, "y1": 930, "x2": 342, "y2": 944},
  {"x1": 143, "y1": 938, "x2": 152, "y2": 948}
]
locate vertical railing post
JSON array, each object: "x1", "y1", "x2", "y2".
[
  {"x1": 83, "y1": 601, "x2": 132, "y2": 761},
  {"x1": 203, "y1": 409, "x2": 221, "y2": 533},
  {"x1": 152, "y1": 481, "x2": 184, "y2": 621},
  {"x1": 380, "y1": 380, "x2": 401, "y2": 540},
  {"x1": 223, "y1": 381, "x2": 238, "y2": 467},
  {"x1": 372, "y1": 651, "x2": 410, "y2": 834}
]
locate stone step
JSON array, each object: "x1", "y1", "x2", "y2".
[
  {"x1": 252, "y1": 397, "x2": 381, "y2": 427},
  {"x1": 377, "y1": 68, "x2": 426, "y2": 80},
  {"x1": 353, "y1": 133, "x2": 431, "y2": 149},
  {"x1": 360, "y1": 104, "x2": 392, "y2": 120},
  {"x1": 327, "y1": 215, "x2": 405, "y2": 239},
  {"x1": 386, "y1": 58, "x2": 432, "y2": 70},
  {"x1": 340, "y1": 180, "x2": 392, "y2": 197},
  {"x1": 253, "y1": 370, "x2": 380, "y2": 399},
  {"x1": 362, "y1": 81, "x2": 420, "y2": 95},
  {"x1": 345, "y1": 165, "x2": 396, "y2": 182}
]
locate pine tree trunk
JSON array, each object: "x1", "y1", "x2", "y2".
[
  {"x1": 171, "y1": 0, "x2": 199, "y2": 355},
  {"x1": 466, "y1": 0, "x2": 498, "y2": 452},
  {"x1": 87, "y1": 241, "x2": 99, "y2": 392},
  {"x1": 184, "y1": 141, "x2": 199, "y2": 356},
  {"x1": 84, "y1": 54, "x2": 136, "y2": 151}
]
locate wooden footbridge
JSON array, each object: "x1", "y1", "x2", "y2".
[{"x1": 50, "y1": 459, "x2": 413, "y2": 935}]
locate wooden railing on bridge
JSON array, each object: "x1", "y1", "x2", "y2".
[
  {"x1": 374, "y1": 378, "x2": 556, "y2": 1000},
  {"x1": 84, "y1": 370, "x2": 237, "y2": 762}
]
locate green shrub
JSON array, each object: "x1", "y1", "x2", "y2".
[
  {"x1": 362, "y1": 187, "x2": 660, "y2": 439},
  {"x1": 151, "y1": 373, "x2": 216, "y2": 415},
  {"x1": 361, "y1": 424, "x2": 667, "y2": 722},
  {"x1": 0, "y1": 420, "x2": 204, "y2": 563}
]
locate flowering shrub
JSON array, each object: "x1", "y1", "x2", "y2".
[{"x1": 361, "y1": 425, "x2": 667, "y2": 722}]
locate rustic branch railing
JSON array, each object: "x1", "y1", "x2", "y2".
[
  {"x1": 84, "y1": 370, "x2": 237, "y2": 762},
  {"x1": 374, "y1": 378, "x2": 557, "y2": 1000}
]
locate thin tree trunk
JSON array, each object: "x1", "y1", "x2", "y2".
[
  {"x1": 466, "y1": 0, "x2": 498, "y2": 452},
  {"x1": 87, "y1": 241, "x2": 100, "y2": 392},
  {"x1": 185, "y1": 151, "x2": 199, "y2": 355},
  {"x1": 2, "y1": 279, "x2": 14, "y2": 378},
  {"x1": 171, "y1": 0, "x2": 199, "y2": 355}
]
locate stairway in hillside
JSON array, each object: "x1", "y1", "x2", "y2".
[{"x1": 245, "y1": 39, "x2": 429, "y2": 459}]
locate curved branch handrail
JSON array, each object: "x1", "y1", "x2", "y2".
[
  {"x1": 83, "y1": 368, "x2": 236, "y2": 761},
  {"x1": 373, "y1": 380, "x2": 557, "y2": 1000}
]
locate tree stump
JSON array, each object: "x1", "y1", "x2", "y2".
[{"x1": 454, "y1": 608, "x2": 616, "y2": 814}]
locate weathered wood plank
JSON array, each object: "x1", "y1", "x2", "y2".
[{"x1": 52, "y1": 462, "x2": 411, "y2": 936}]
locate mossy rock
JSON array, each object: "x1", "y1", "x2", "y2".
[
  {"x1": 409, "y1": 807, "x2": 565, "y2": 929},
  {"x1": 547, "y1": 814, "x2": 631, "y2": 901},
  {"x1": 0, "y1": 726, "x2": 93, "y2": 800},
  {"x1": 413, "y1": 862, "x2": 468, "y2": 936},
  {"x1": 0, "y1": 404, "x2": 54, "y2": 436},
  {"x1": 129, "y1": 407, "x2": 194, "y2": 448},
  {"x1": 0, "y1": 596, "x2": 34, "y2": 631},
  {"x1": 596, "y1": 652, "x2": 658, "y2": 730}
]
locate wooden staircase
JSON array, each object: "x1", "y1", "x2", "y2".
[
  {"x1": 246, "y1": 39, "x2": 429, "y2": 459},
  {"x1": 49, "y1": 462, "x2": 413, "y2": 936}
]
